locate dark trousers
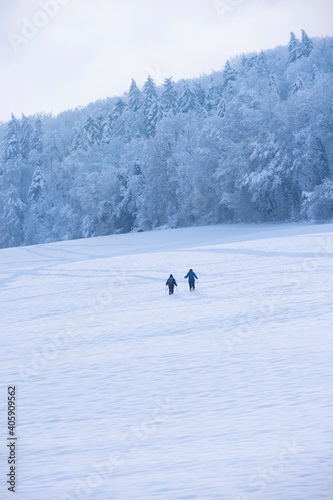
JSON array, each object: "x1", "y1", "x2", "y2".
[
  {"x1": 168, "y1": 285, "x2": 175, "y2": 294},
  {"x1": 189, "y1": 281, "x2": 195, "y2": 290}
]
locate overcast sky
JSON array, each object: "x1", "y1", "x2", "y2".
[{"x1": 1, "y1": 0, "x2": 332, "y2": 122}]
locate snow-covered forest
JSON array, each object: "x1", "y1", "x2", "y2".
[{"x1": 1, "y1": 31, "x2": 332, "y2": 248}]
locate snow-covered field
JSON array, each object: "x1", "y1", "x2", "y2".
[{"x1": 1, "y1": 223, "x2": 333, "y2": 500}]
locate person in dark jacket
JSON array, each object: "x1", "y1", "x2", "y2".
[
  {"x1": 184, "y1": 269, "x2": 198, "y2": 290},
  {"x1": 166, "y1": 274, "x2": 177, "y2": 294}
]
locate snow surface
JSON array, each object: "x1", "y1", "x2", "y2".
[{"x1": 1, "y1": 223, "x2": 333, "y2": 500}]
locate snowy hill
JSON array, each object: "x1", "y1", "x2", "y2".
[{"x1": 1, "y1": 223, "x2": 333, "y2": 499}]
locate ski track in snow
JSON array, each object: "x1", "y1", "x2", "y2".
[{"x1": 1, "y1": 223, "x2": 333, "y2": 500}]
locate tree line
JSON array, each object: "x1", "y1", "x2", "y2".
[{"x1": 0, "y1": 30, "x2": 332, "y2": 248}]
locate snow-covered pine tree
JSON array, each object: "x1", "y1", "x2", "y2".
[
  {"x1": 257, "y1": 51, "x2": 268, "y2": 75},
  {"x1": 83, "y1": 115, "x2": 101, "y2": 146},
  {"x1": 290, "y1": 74, "x2": 304, "y2": 95},
  {"x1": 145, "y1": 100, "x2": 162, "y2": 137},
  {"x1": 302, "y1": 179, "x2": 333, "y2": 221},
  {"x1": 24, "y1": 163, "x2": 47, "y2": 245},
  {"x1": 194, "y1": 83, "x2": 206, "y2": 107},
  {"x1": 20, "y1": 114, "x2": 33, "y2": 159},
  {"x1": 179, "y1": 86, "x2": 199, "y2": 113},
  {"x1": 100, "y1": 118, "x2": 111, "y2": 144},
  {"x1": 128, "y1": 79, "x2": 141, "y2": 111},
  {"x1": 142, "y1": 76, "x2": 161, "y2": 137},
  {"x1": 142, "y1": 75, "x2": 158, "y2": 108},
  {"x1": 223, "y1": 60, "x2": 237, "y2": 90},
  {"x1": 96, "y1": 113, "x2": 114, "y2": 144},
  {"x1": 108, "y1": 98, "x2": 127, "y2": 130},
  {"x1": 269, "y1": 74, "x2": 281, "y2": 97},
  {"x1": 30, "y1": 118, "x2": 43, "y2": 153},
  {"x1": 0, "y1": 187, "x2": 26, "y2": 247},
  {"x1": 161, "y1": 77, "x2": 179, "y2": 114},
  {"x1": 70, "y1": 125, "x2": 83, "y2": 152},
  {"x1": 288, "y1": 32, "x2": 302, "y2": 64},
  {"x1": 28, "y1": 165, "x2": 45, "y2": 201},
  {"x1": 243, "y1": 54, "x2": 258, "y2": 73},
  {"x1": 113, "y1": 98, "x2": 127, "y2": 119},
  {"x1": 301, "y1": 29, "x2": 314, "y2": 58},
  {"x1": 2, "y1": 114, "x2": 21, "y2": 162},
  {"x1": 217, "y1": 97, "x2": 226, "y2": 118}
]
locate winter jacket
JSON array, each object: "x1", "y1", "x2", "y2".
[
  {"x1": 184, "y1": 270, "x2": 198, "y2": 283},
  {"x1": 166, "y1": 277, "x2": 177, "y2": 287}
]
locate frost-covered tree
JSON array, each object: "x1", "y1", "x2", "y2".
[
  {"x1": 257, "y1": 51, "x2": 268, "y2": 75},
  {"x1": 205, "y1": 81, "x2": 223, "y2": 112},
  {"x1": 128, "y1": 79, "x2": 141, "y2": 111},
  {"x1": 223, "y1": 60, "x2": 237, "y2": 90},
  {"x1": 2, "y1": 114, "x2": 21, "y2": 162},
  {"x1": 28, "y1": 166, "x2": 45, "y2": 201},
  {"x1": 290, "y1": 74, "x2": 304, "y2": 95},
  {"x1": 142, "y1": 75, "x2": 158, "y2": 107},
  {"x1": 288, "y1": 32, "x2": 302, "y2": 64},
  {"x1": 145, "y1": 100, "x2": 162, "y2": 137},
  {"x1": 141, "y1": 76, "x2": 161, "y2": 136},
  {"x1": 20, "y1": 114, "x2": 33, "y2": 159},
  {"x1": 30, "y1": 118, "x2": 43, "y2": 153},
  {"x1": 179, "y1": 86, "x2": 199, "y2": 113},
  {"x1": 193, "y1": 83, "x2": 205, "y2": 107},
  {"x1": 301, "y1": 29, "x2": 314, "y2": 58},
  {"x1": 83, "y1": 115, "x2": 101, "y2": 146},
  {"x1": 108, "y1": 98, "x2": 126, "y2": 133},
  {"x1": 0, "y1": 187, "x2": 26, "y2": 247},
  {"x1": 302, "y1": 179, "x2": 333, "y2": 221},
  {"x1": 269, "y1": 74, "x2": 281, "y2": 97},
  {"x1": 217, "y1": 98, "x2": 226, "y2": 118},
  {"x1": 161, "y1": 77, "x2": 179, "y2": 114}
]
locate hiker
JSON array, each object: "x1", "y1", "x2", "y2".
[
  {"x1": 166, "y1": 274, "x2": 177, "y2": 295},
  {"x1": 184, "y1": 269, "x2": 198, "y2": 291}
]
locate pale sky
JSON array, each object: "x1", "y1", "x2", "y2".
[{"x1": 0, "y1": 0, "x2": 332, "y2": 122}]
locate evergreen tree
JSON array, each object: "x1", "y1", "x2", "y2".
[
  {"x1": 128, "y1": 79, "x2": 141, "y2": 111},
  {"x1": 290, "y1": 75, "x2": 304, "y2": 95},
  {"x1": 179, "y1": 86, "x2": 199, "y2": 113},
  {"x1": 301, "y1": 29, "x2": 314, "y2": 57},
  {"x1": 288, "y1": 32, "x2": 302, "y2": 64},
  {"x1": 206, "y1": 82, "x2": 223, "y2": 112},
  {"x1": 83, "y1": 115, "x2": 101, "y2": 146},
  {"x1": 145, "y1": 101, "x2": 162, "y2": 137},
  {"x1": 269, "y1": 74, "x2": 281, "y2": 97},
  {"x1": 142, "y1": 76, "x2": 160, "y2": 136},
  {"x1": 142, "y1": 75, "x2": 158, "y2": 107},
  {"x1": 20, "y1": 114, "x2": 33, "y2": 159},
  {"x1": 217, "y1": 97, "x2": 226, "y2": 118},
  {"x1": 194, "y1": 83, "x2": 206, "y2": 107},
  {"x1": 244, "y1": 54, "x2": 258, "y2": 73},
  {"x1": 108, "y1": 98, "x2": 126, "y2": 132},
  {"x1": 2, "y1": 114, "x2": 21, "y2": 162},
  {"x1": 257, "y1": 51, "x2": 268, "y2": 74},
  {"x1": 70, "y1": 125, "x2": 82, "y2": 152},
  {"x1": 28, "y1": 165, "x2": 45, "y2": 201},
  {"x1": 0, "y1": 187, "x2": 25, "y2": 247},
  {"x1": 30, "y1": 118, "x2": 43, "y2": 153},
  {"x1": 113, "y1": 98, "x2": 126, "y2": 117},
  {"x1": 101, "y1": 119, "x2": 111, "y2": 144},
  {"x1": 161, "y1": 77, "x2": 179, "y2": 114},
  {"x1": 223, "y1": 60, "x2": 237, "y2": 87}
]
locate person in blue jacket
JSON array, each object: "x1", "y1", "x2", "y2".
[
  {"x1": 184, "y1": 269, "x2": 198, "y2": 290},
  {"x1": 166, "y1": 274, "x2": 177, "y2": 295}
]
